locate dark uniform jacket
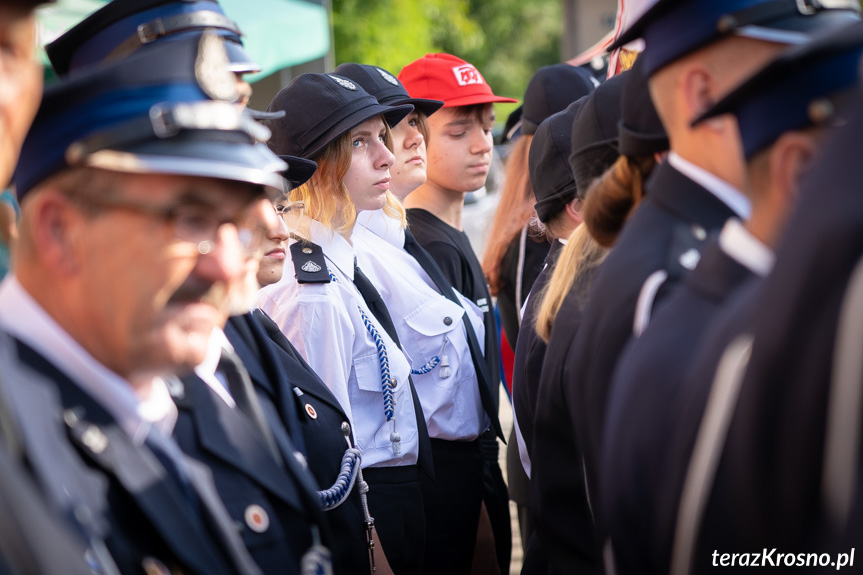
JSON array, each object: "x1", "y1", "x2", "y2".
[
  {"x1": 692, "y1": 105, "x2": 863, "y2": 565},
  {"x1": 600, "y1": 238, "x2": 754, "y2": 574},
  {"x1": 171, "y1": 369, "x2": 320, "y2": 575},
  {"x1": 528, "y1": 262, "x2": 602, "y2": 575},
  {"x1": 567, "y1": 162, "x2": 734, "y2": 510},
  {"x1": 512, "y1": 239, "x2": 563, "y2": 462},
  {"x1": 233, "y1": 311, "x2": 372, "y2": 574},
  {"x1": 14, "y1": 340, "x2": 258, "y2": 575}
]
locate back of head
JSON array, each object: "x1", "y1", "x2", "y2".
[
  {"x1": 521, "y1": 63, "x2": 597, "y2": 135},
  {"x1": 618, "y1": 56, "x2": 668, "y2": 158}
]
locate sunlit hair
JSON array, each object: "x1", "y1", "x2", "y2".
[
  {"x1": 482, "y1": 134, "x2": 542, "y2": 296},
  {"x1": 581, "y1": 155, "x2": 657, "y2": 247},
  {"x1": 290, "y1": 116, "x2": 405, "y2": 236},
  {"x1": 533, "y1": 223, "x2": 608, "y2": 343}
]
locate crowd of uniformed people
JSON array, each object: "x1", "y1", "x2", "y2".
[{"x1": 3, "y1": 0, "x2": 863, "y2": 573}]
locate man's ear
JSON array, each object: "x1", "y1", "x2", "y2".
[
  {"x1": 770, "y1": 131, "x2": 818, "y2": 204},
  {"x1": 565, "y1": 197, "x2": 583, "y2": 225},
  {"x1": 25, "y1": 190, "x2": 83, "y2": 276}
]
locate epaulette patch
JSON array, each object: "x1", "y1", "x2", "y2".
[
  {"x1": 291, "y1": 241, "x2": 331, "y2": 284},
  {"x1": 667, "y1": 223, "x2": 708, "y2": 281}
]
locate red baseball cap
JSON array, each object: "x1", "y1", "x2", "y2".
[{"x1": 399, "y1": 53, "x2": 518, "y2": 108}]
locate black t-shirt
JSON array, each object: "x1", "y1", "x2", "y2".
[
  {"x1": 497, "y1": 231, "x2": 550, "y2": 347},
  {"x1": 406, "y1": 208, "x2": 501, "y2": 408}
]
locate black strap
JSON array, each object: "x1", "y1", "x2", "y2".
[
  {"x1": 403, "y1": 230, "x2": 505, "y2": 441},
  {"x1": 352, "y1": 263, "x2": 435, "y2": 476},
  {"x1": 218, "y1": 348, "x2": 284, "y2": 467}
]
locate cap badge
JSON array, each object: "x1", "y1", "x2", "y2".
[
  {"x1": 328, "y1": 74, "x2": 358, "y2": 91},
  {"x1": 452, "y1": 64, "x2": 483, "y2": 87},
  {"x1": 195, "y1": 29, "x2": 239, "y2": 103},
  {"x1": 302, "y1": 261, "x2": 321, "y2": 273},
  {"x1": 244, "y1": 504, "x2": 270, "y2": 533},
  {"x1": 376, "y1": 67, "x2": 399, "y2": 86}
]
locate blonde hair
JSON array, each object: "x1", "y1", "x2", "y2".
[
  {"x1": 291, "y1": 118, "x2": 405, "y2": 236},
  {"x1": 533, "y1": 224, "x2": 609, "y2": 343},
  {"x1": 482, "y1": 135, "x2": 541, "y2": 295}
]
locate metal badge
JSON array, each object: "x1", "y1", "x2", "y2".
[
  {"x1": 328, "y1": 74, "x2": 358, "y2": 91},
  {"x1": 195, "y1": 29, "x2": 240, "y2": 102},
  {"x1": 244, "y1": 504, "x2": 270, "y2": 533},
  {"x1": 679, "y1": 248, "x2": 701, "y2": 271},
  {"x1": 81, "y1": 425, "x2": 108, "y2": 454},
  {"x1": 376, "y1": 67, "x2": 399, "y2": 86},
  {"x1": 305, "y1": 404, "x2": 318, "y2": 419},
  {"x1": 302, "y1": 261, "x2": 322, "y2": 273}
]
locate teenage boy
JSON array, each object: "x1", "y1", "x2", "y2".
[{"x1": 400, "y1": 53, "x2": 516, "y2": 575}]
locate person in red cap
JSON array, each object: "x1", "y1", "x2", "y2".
[{"x1": 399, "y1": 53, "x2": 516, "y2": 575}]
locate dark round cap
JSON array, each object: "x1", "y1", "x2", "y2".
[
  {"x1": 522, "y1": 63, "x2": 598, "y2": 135},
  {"x1": 694, "y1": 19, "x2": 863, "y2": 160},
  {"x1": 264, "y1": 73, "x2": 413, "y2": 160},
  {"x1": 279, "y1": 155, "x2": 317, "y2": 188},
  {"x1": 497, "y1": 105, "x2": 523, "y2": 145},
  {"x1": 570, "y1": 71, "x2": 626, "y2": 196},
  {"x1": 618, "y1": 56, "x2": 669, "y2": 157},
  {"x1": 529, "y1": 97, "x2": 588, "y2": 223},
  {"x1": 46, "y1": 0, "x2": 259, "y2": 77},
  {"x1": 15, "y1": 33, "x2": 287, "y2": 200},
  {"x1": 332, "y1": 62, "x2": 444, "y2": 118},
  {"x1": 609, "y1": 0, "x2": 861, "y2": 76}
]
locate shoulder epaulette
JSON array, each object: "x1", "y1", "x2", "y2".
[
  {"x1": 666, "y1": 222, "x2": 708, "y2": 281},
  {"x1": 291, "y1": 240, "x2": 331, "y2": 284}
]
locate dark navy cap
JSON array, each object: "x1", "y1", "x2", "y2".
[
  {"x1": 498, "y1": 105, "x2": 523, "y2": 145},
  {"x1": 332, "y1": 62, "x2": 444, "y2": 118},
  {"x1": 610, "y1": 0, "x2": 861, "y2": 76},
  {"x1": 570, "y1": 71, "x2": 625, "y2": 196},
  {"x1": 522, "y1": 63, "x2": 598, "y2": 135},
  {"x1": 694, "y1": 20, "x2": 863, "y2": 160},
  {"x1": 264, "y1": 73, "x2": 414, "y2": 161},
  {"x1": 618, "y1": 55, "x2": 669, "y2": 157},
  {"x1": 16, "y1": 32, "x2": 287, "y2": 200},
  {"x1": 46, "y1": 0, "x2": 259, "y2": 77},
  {"x1": 530, "y1": 97, "x2": 588, "y2": 224},
  {"x1": 278, "y1": 155, "x2": 317, "y2": 188}
]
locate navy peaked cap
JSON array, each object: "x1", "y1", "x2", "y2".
[
  {"x1": 16, "y1": 33, "x2": 287, "y2": 199},
  {"x1": 46, "y1": 0, "x2": 258, "y2": 76},
  {"x1": 610, "y1": 0, "x2": 860, "y2": 76},
  {"x1": 694, "y1": 20, "x2": 863, "y2": 160}
]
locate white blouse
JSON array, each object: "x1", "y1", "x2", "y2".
[
  {"x1": 256, "y1": 217, "x2": 418, "y2": 468},
  {"x1": 354, "y1": 210, "x2": 489, "y2": 441}
]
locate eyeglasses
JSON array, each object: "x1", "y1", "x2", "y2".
[{"x1": 71, "y1": 194, "x2": 266, "y2": 257}]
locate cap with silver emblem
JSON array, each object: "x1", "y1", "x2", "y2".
[
  {"x1": 15, "y1": 33, "x2": 288, "y2": 201},
  {"x1": 332, "y1": 62, "x2": 444, "y2": 118},
  {"x1": 264, "y1": 73, "x2": 414, "y2": 161},
  {"x1": 609, "y1": 0, "x2": 860, "y2": 76},
  {"x1": 46, "y1": 0, "x2": 259, "y2": 77}
]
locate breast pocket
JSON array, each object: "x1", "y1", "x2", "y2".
[
  {"x1": 349, "y1": 352, "x2": 414, "y2": 450},
  {"x1": 404, "y1": 296, "x2": 467, "y2": 390}
]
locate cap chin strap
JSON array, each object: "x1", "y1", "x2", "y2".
[{"x1": 717, "y1": 0, "x2": 859, "y2": 34}]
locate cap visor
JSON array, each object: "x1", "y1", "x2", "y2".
[
  {"x1": 442, "y1": 94, "x2": 519, "y2": 108},
  {"x1": 306, "y1": 102, "x2": 414, "y2": 159},
  {"x1": 83, "y1": 140, "x2": 289, "y2": 198}
]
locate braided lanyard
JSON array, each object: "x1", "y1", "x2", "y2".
[{"x1": 329, "y1": 270, "x2": 401, "y2": 455}]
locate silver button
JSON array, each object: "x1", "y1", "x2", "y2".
[
  {"x1": 390, "y1": 377, "x2": 398, "y2": 389},
  {"x1": 443, "y1": 316, "x2": 453, "y2": 326},
  {"x1": 302, "y1": 247, "x2": 313, "y2": 254},
  {"x1": 341, "y1": 421, "x2": 351, "y2": 436},
  {"x1": 691, "y1": 225, "x2": 707, "y2": 241}
]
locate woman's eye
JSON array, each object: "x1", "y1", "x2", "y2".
[
  {"x1": 352, "y1": 138, "x2": 365, "y2": 147},
  {"x1": 408, "y1": 118, "x2": 418, "y2": 128},
  {"x1": 378, "y1": 132, "x2": 386, "y2": 142}
]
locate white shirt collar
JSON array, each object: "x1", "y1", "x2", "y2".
[
  {"x1": 0, "y1": 277, "x2": 176, "y2": 443},
  {"x1": 355, "y1": 209, "x2": 406, "y2": 248},
  {"x1": 307, "y1": 217, "x2": 356, "y2": 280},
  {"x1": 718, "y1": 218, "x2": 775, "y2": 277},
  {"x1": 668, "y1": 151, "x2": 751, "y2": 220},
  {"x1": 193, "y1": 327, "x2": 236, "y2": 408}
]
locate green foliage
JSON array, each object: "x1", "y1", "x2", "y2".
[{"x1": 332, "y1": 0, "x2": 562, "y2": 109}]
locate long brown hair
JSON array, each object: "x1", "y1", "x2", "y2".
[{"x1": 482, "y1": 135, "x2": 541, "y2": 295}]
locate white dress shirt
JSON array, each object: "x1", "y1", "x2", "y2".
[
  {"x1": 354, "y1": 209, "x2": 489, "y2": 441},
  {"x1": 256, "y1": 216, "x2": 418, "y2": 468},
  {"x1": 668, "y1": 151, "x2": 752, "y2": 220},
  {"x1": 0, "y1": 276, "x2": 177, "y2": 442},
  {"x1": 718, "y1": 218, "x2": 775, "y2": 278}
]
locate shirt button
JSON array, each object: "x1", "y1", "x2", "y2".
[{"x1": 443, "y1": 317, "x2": 452, "y2": 326}]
